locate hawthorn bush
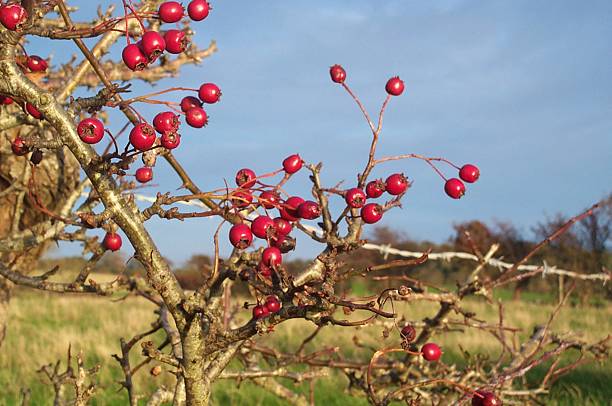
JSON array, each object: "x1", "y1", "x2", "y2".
[{"x1": 0, "y1": 1, "x2": 609, "y2": 405}]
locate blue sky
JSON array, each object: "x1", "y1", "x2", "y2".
[{"x1": 45, "y1": 1, "x2": 612, "y2": 263}]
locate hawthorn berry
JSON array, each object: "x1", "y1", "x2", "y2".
[
  {"x1": 185, "y1": 107, "x2": 208, "y2": 128},
  {"x1": 400, "y1": 325, "x2": 416, "y2": 342},
  {"x1": 421, "y1": 343, "x2": 442, "y2": 361},
  {"x1": 366, "y1": 179, "x2": 386, "y2": 198},
  {"x1": 229, "y1": 224, "x2": 252, "y2": 249},
  {"x1": 271, "y1": 234, "x2": 296, "y2": 253},
  {"x1": 345, "y1": 188, "x2": 367, "y2": 208},
  {"x1": 180, "y1": 96, "x2": 202, "y2": 112},
  {"x1": 385, "y1": 173, "x2": 409, "y2": 195},
  {"x1": 77, "y1": 117, "x2": 105, "y2": 144},
  {"x1": 385, "y1": 76, "x2": 405, "y2": 96},
  {"x1": 122, "y1": 44, "x2": 147, "y2": 71},
  {"x1": 26, "y1": 56, "x2": 48, "y2": 72},
  {"x1": 273, "y1": 217, "x2": 292, "y2": 236},
  {"x1": 164, "y1": 30, "x2": 189, "y2": 54},
  {"x1": 161, "y1": 132, "x2": 181, "y2": 149},
  {"x1": 252, "y1": 304, "x2": 269, "y2": 319},
  {"x1": 135, "y1": 167, "x2": 153, "y2": 183},
  {"x1": 279, "y1": 196, "x2": 304, "y2": 221},
  {"x1": 0, "y1": 95, "x2": 13, "y2": 105},
  {"x1": 103, "y1": 233, "x2": 122, "y2": 251},
  {"x1": 235, "y1": 168, "x2": 256, "y2": 188},
  {"x1": 129, "y1": 123, "x2": 157, "y2": 151},
  {"x1": 444, "y1": 178, "x2": 466, "y2": 199},
  {"x1": 251, "y1": 216, "x2": 275, "y2": 239},
  {"x1": 282, "y1": 154, "x2": 303, "y2": 174},
  {"x1": 140, "y1": 31, "x2": 166, "y2": 61},
  {"x1": 265, "y1": 296, "x2": 281, "y2": 313},
  {"x1": 472, "y1": 391, "x2": 502, "y2": 406},
  {"x1": 262, "y1": 247, "x2": 282, "y2": 267},
  {"x1": 153, "y1": 111, "x2": 179, "y2": 133},
  {"x1": 361, "y1": 203, "x2": 383, "y2": 224},
  {"x1": 0, "y1": 4, "x2": 28, "y2": 31},
  {"x1": 231, "y1": 191, "x2": 253, "y2": 208},
  {"x1": 329, "y1": 64, "x2": 346, "y2": 83},
  {"x1": 259, "y1": 191, "x2": 280, "y2": 209},
  {"x1": 24, "y1": 103, "x2": 42, "y2": 119},
  {"x1": 297, "y1": 200, "x2": 321, "y2": 220},
  {"x1": 187, "y1": 0, "x2": 211, "y2": 21},
  {"x1": 459, "y1": 164, "x2": 480, "y2": 183},
  {"x1": 158, "y1": 1, "x2": 184, "y2": 23},
  {"x1": 198, "y1": 83, "x2": 221, "y2": 104},
  {"x1": 11, "y1": 137, "x2": 28, "y2": 156}
]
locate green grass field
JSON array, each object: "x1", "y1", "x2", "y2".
[{"x1": 0, "y1": 287, "x2": 610, "y2": 405}]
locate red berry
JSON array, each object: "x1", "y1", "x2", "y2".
[
  {"x1": 187, "y1": 0, "x2": 211, "y2": 21},
  {"x1": 459, "y1": 164, "x2": 480, "y2": 183},
  {"x1": 180, "y1": 96, "x2": 202, "y2": 112},
  {"x1": 265, "y1": 297, "x2": 281, "y2": 313},
  {"x1": 158, "y1": 1, "x2": 184, "y2": 23},
  {"x1": 262, "y1": 247, "x2": 282, "y2": 267},
  {"x1": 11, "y1": 137, "x2": 28, "y2": 156},
  {"x1": 140, "y1": 31, "x2": 166, "y2": 61},
  {"x1": 279, "y1": 196, "x2": 304, "y2": 221},
  {"x1": 164, "y1": 30, "x2": 189, "y2": 54},
  {"x1": 122, "y1": 44, "x2": 147, "y2": 71},
  {"x1": 251, "y1": 216, "x2": 275, "y2": 239},
  {"x1": 385, "y1": 76, "x2": 404, "y2": 96},
  {"x1": 252, "y1": 304, "x2": 269, "y2": 319},
  {"x1": 185, "y1": 107, "x2": 208, "y2": 128},
  {"x1": 297, "y1": 200, "x2": 321, "y2": 220},
  {"x1": 0, "y1": 95, "x2": 13, "y2": 105},
  {"x1": 385, "y1": 173, "x2": 409, "y2": 195},
  {"x1": 329, "y1": 64, "x2": 346, "y2": 83},
  {"x1": 345, "y1": 188, "x2": 366, "y2": 208},
  {"x1": 282, "y1": 154, "x2": 303, "y2": 174},
  {"x1": 161, "y1": 132, "x2": 181, "y2": 149},
  {"x1": 0, "y1": 4, "x2": 28, "y2": 31},
  {"x1": 257, "y1": 262, "x2": 272, "y2": 278},
  {"x1": 135, "y1": 167, "x2": 153, "y2": 183},
  {"x1": 30, "y1": 149, "x2": 43, "y2": 165},
  {"x1": 259, "y1": 191, "x2": 280, "y2": 209},
  {"x1": 271, "y1": 234, "x2": 295, "y2": 253},
  {"x1": 273, "y1": 217, "x2": 292, "y2": 236},
  {"x1": 103, "y1": 233, "x2": 122, "y2": 251},
  {"x1": 26, "y1": 56, "x2": 48, "y2": 72},
  {"x1": 229, "y1": 224, "x2": 252, "y2": 249},
  {"x1": 421, "y1": 343, "x2": 442, "y2": 361},
  {"x1": 400, "y1": 325, "x2": 416, "y2": 342},
  {"x1": 235, "y1": 168, "x2": 256, "y2": 188},
  {"x1": 198, "y1": 83, "x2": 221, "y2": 104},
  {"x1": 366, "y1": 179, "x2": 386, "y2": 198},
  {"x1": 231, "y1": 191, "x2": 253, "y2": 208},
  {"x1": 472, "y1": 391, "x2": 502, "y2": 406},
  {"x1": 153, "y1": 111, "x2": 179, "y2": 133},
  {"x1": 444, "y1": 178, "x2": 466, "y2": 199},
  {"x1": 361, "y1": 203, "x2": 383, "y2": 224},
  {"x1": 24, "y1": 103, "x2": 42, "y2": 119},
  {"x1": 129, "y1": 123, "x2": 157, "y2": 151},
  {"x1": 77, "y1": 117, "x2": 105, "y2": 144}
]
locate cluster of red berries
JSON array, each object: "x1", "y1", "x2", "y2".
[
  {"x1": 444, "y1": 164, "x2": 480, "y2": 199},
  {"x1": 72, "y1": 81, "x2": 220, "y2": 185},
  {"x1": 343, "y1": 173, "x2": 410, "y2": 224},
  {"x1": 122, "y1": 1, "x2": 211, "y2": 71},
  {"x1": 227, "y1": 154, "x2": 315, "y2": 278},
  {"x1": 0, "y1": 3, "x2": 27, "y2": 31},
  {"x1": 252, "y1": 296, "x2": 281, "y2": 320}
]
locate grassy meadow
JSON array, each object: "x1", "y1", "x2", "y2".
[{"x1": 0, "y1": 281, "x2": 610, "y2": 405}]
